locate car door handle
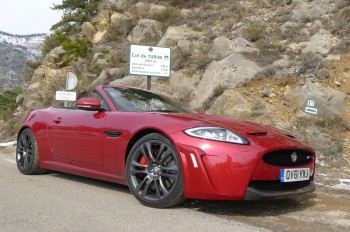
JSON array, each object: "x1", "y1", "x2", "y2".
[{"x1": 53, "y1": 118, "x2": 62, "y2": 124}]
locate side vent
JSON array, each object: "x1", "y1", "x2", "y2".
[{"x1": 247, "y1": 132, "x2": 268, "y2": 136}]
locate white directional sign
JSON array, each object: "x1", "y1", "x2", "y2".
[
  {"x1": 129, "y1": 45, "x2": 171, "y2": 78},
  {"x1": 55, "y1": 91, "x2": 77, "y2": 101}
]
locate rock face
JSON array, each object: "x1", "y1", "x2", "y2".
[
  {"x1": 191, "y1": 54, "x2": 261, "y2": 109},
  {"x1": 0, "y1": 32, "x2": 46, "y2": 92},
  {"x1": 285, "y1": 81, "x2": 346, "y2": 118},
  {"x1": 128, "y1": 19, "x2": 163, "y2": 44}
]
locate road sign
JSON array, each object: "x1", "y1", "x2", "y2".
[
  {"x1": 66, "y1": 72, "x2": 78, "y2": 90},
  {"x1": 129, "y1": 45, "x2": 171, "y2": 78},
  {"x1": 304, "y1": 99, "x2": 318, "y2": 115},
  {"x1": 55, "y1": 91, "x2": 77, "y2": 101}
]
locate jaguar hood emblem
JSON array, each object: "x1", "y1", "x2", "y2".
[{"x1": 291, "y1": 152, "x2": 298, "y2": 163}]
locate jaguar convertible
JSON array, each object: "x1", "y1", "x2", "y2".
[{"x1": 16, "y1": 85, "x2": 316, "y2": 208}]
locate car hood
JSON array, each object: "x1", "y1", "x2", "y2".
[
  {"x1": 164, "y1": 113, "x2": 271, "y2": 134},
  {"x1": 162, "y1": 112, "x2": 311, "y2": 149}
]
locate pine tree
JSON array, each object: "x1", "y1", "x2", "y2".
[{"x1": 51, "y1": 0, "x2": 101, "y2": 35}]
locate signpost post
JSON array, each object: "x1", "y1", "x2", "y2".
[
  {"x1": 55, "y1": 71, "x2": 78, "y2": 107},
  {"x1": 129, "y1": 45, "x2": 171, "y2": 90}
]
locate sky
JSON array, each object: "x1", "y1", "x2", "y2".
[{"x1": 0, "y1": 0, "x2": 63, "y2": 35}]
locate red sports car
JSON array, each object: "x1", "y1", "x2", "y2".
[{"x1": 16, "y1": 85, "x2": 316, "y2": 208}]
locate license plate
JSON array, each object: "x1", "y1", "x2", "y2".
[{"x1": 280, "y1": 168, "x2": 310, "y2": 182}]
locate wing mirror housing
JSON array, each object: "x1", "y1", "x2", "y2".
[{"x1": 76, "y1": 97, "x2": 105, "y2": 111}]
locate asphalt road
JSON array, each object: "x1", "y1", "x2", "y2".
[
  {"x1": 1, "y1": 150, "x2": 350, "y2": 232},
  {"x1": 0, "y1": 152, "x2": 265, "y2": 232}
]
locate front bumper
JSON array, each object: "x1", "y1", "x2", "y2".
[{"x1": 243, "y1": 181, "x2": 316, "y2": 200}]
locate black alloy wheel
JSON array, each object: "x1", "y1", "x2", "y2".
[
  {"x1": 16, "y1": 128, "x2": 46, "y2": 175},
  {"x1": 126, "y1": 133, "x2": 184, "y2": 208}
]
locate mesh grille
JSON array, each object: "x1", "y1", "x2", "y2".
[{"x1": 262, "y1": 149, "x2": 314, "y2": 167}]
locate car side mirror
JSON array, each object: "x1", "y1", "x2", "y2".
[{"x1": 76, "y1": 97, "x2": 105, "y2": 111}]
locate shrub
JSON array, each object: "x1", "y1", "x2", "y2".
[
  {"x1": 333, "y1": 6, "x2": 350, "y2": 37},
  {"x1": 0, "y1": 86, "x2": 23, "y2": 120},
  {"x1": 297, "y1": 52, "x2": 323, "y2": 74},
  {"x1": 106, "y1": 19, "x2": 134, "y2": 42},
  {"x1": 245, "y1": 24, "x2": 266, "y2": 42},
  {"x1": 213, "y1": 85, "x2": 226, "y2": 98},
  {"x1": 151, "y1": 6, "x2": 180, "y2": 32},
  {"x1": 62, "y1": 37, "x2": 93, "y2": 62},
  {"x1": 242, "y1": 41, "x2": 285, "y2": 66}
]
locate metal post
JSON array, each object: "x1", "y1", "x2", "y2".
[
  {"x1": 147, "y1": 76, "x2": 151, "y2": 90},
  {"x1": 64, "y1": 72, "x2": 68, "y2": 107}
]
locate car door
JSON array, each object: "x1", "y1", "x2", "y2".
[{"x1": 48, "y1": 108, "x2": 106, "y2": 166}]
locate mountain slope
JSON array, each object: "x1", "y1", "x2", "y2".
[{"x1": 0, "y1": 32, "x2": 46, "y2": 92}]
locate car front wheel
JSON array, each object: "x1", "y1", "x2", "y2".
[
  {"x1": 16, "y1": 128, "x2": 46, "y2": 175},
  {"x1": 126, "y1": 133, "x2": 184, "y2": 208}
]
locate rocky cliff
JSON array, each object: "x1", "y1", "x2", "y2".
[
  {"x1": 7, "y1": 0, "x2": 350, "y2": 172},
  {"x1": 0, "y1": 32, "x2": 46, "y2": 92}
]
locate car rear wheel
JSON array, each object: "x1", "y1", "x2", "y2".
[
  {"x1": 126, "y1": 133, "x2": 184, "y2": 208},
  {"x1": 16, "y1": 128, "x2": 46, "y2": 175}
]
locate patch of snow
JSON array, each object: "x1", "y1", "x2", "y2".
[
  {"x1": 317, "y1": 173, "x2": 328, "y2": 177},
  {"x1": 0, "y1": 32, "x2": 46, "y2": 59},
  {"x1": 0, "y1": 141, "x2": 17, "y2": 147},
  {"x1": 329, "y1": 179, "x2": 350, "y2": 191}
]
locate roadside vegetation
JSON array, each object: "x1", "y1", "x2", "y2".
[{"x1": 0, "y1": 86, "x2": 22, "y2": 121}]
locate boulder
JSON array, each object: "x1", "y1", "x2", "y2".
[
  {"x1": 291, "y1": 2, "x2": 327, "y2": 22},
  {"x1": 207, "y1": 91, "x2": 252, "y2": 119},
  {"x1": 42, "y1": 47, "x2": 66, "y2": 69},
  {"x1": 169, "y1": 72, "x2": 198, "y2": 100},
  {"x1": 208, "y1": 36, "x2": 232, "y2": 60},
  {"x1": 230, "y1": 37, "x2": 258, "y2": 54},
  {"x1": 158, "y1": 25, "x2": 202, "y2": 47},
  {"x1": 31, "y1": 67, "x2": 65, "y2": 83},
  {"x1": 300, "y1": 29, "x2": 337, "y2": 55},
  {"x1": 133, "y1": 2, "x2": 152, "y2": 15},
  {"x1": 93, "y1": 30, "x2": 108, "y2": 43},
  {"x1": 191, "y1": 54, "x2": 262, "y2": 109},
  {"x1": 110, "y1": 12, "x2": 131, "y2": 36},
  {"x1": 91, "y1": 68, "x2": 124, "y2": 88},
  {"x1": 128, "y1": 19, "x2": 163, "y2": 44},
  {"x1": 109, "y1": 75, "x2": 145, "y2": 87},
  {"x1": 149, "y1": 4, "x2": 167, "y2": 15},
  {"x1": 82, "y1": 22, "x2": 96, "y2": 40},
  {"x1": 284, "y1": 81, "x2": 347, "y2": 117},
  {"x1": 177, "y1": 39, "x2": 192, "y2": 57},
  {"x1": 180, "y1": 9, "x2": 192, "y2": 18},
  {"x1": 16, "y1": 94, "x2": 25, "y2": 105},
  {"x1": 108, "y1": 0, "x2": 130, "y2": 12}
]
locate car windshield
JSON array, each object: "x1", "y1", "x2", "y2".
[{"x1": 104, "y1": 87, "x2": 193, "y2": 113}]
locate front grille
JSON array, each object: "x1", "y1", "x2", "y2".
[
  {"x1": 249, "y1": 180, "x2": 311, "y2": 191},
  {"x1": 262, "y1": 149, "x2": 314, "y2": 166}
]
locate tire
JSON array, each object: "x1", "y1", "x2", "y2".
[
  {"x1": 126, "y1": 133, "x2": 184, "y2": 208},
  {"x1": 16, "y1": 128, "x2": 46, "y2": 175}
]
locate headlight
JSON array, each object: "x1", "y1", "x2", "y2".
[{"x1": 184, "y1": 127, "x2": 249, "y2": 145}]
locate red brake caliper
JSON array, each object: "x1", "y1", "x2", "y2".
[{"x1": 139, "y1": 155, "x2": 148, "y2": 177}]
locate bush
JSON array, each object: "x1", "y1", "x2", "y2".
[
  {"x1": 0, "y1": 87, "x2": 23, "y2": 120},
  {"x1": 151, "y1": 6, "x2": 180, "y2": 32},
  {"x1": 297, "y1": 52, "x2": 323, "y2": 74},
  {"x1": 333, "y1": 6, "x2": 350, "y2": 37},
  {"x1": 245, "y1": 24, "x2": 266, "y2": 42},
  {"x1": 106, "y1": 19, "x2": 134, "y2": 42},
  {"x1": 42, "y1": 31, "x2": 68, "y2": 57},
  {"x1": 213, "y1": 85, "x2": 226, "y2": 97},
  {"x1": 62, "y1": 37, "x2": 93, "y2": 62}
]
